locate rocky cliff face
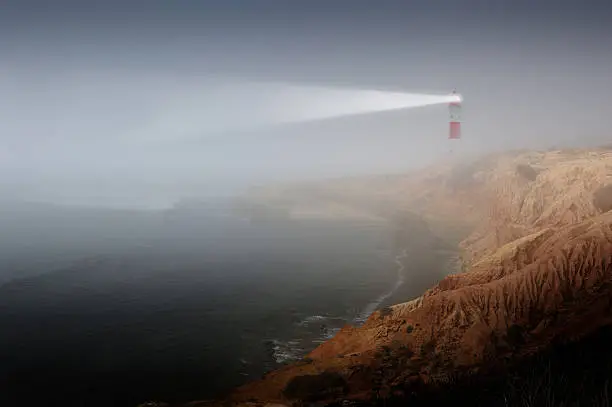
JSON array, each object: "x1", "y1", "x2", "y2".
[{"x1": 209, "y1": 148, "x2": 612, "y2": 406}]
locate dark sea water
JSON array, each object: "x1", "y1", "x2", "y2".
[{"x1": 0, "y1": 204, "x2": 452, "y2": 407}]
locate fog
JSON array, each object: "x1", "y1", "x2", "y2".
[
  {"x1": 1, "y1": 0, "x2": 611, "y2": 208},
  {"x1": 1, "y1": 3, "x2": 612, "y2": 406},
  {"x1": 0, "y1": 69, "x2": 462, "y2": 208}
]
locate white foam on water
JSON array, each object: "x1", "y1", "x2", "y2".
[
  {"x1": 269, "y1": 249, "x2": 409, "y2": 364},
  {"x1": 270, "y1": 339, "x2": 302, "y2": 364},
  {"x1": 269, "y1": 315, "x2": 348, "y2": 364},
  {"x1": 297, "y1": 315, "x2": 329, "y2": 325},
  {"x1": 323, "y1": 327, "x2": 342, "y2": 340},
  {"x1": 354, "y1": 249, "x2": 408, "y2": 325}
]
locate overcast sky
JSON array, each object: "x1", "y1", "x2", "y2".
[{"x1": 1, "y1": 0, "x2": 611, "y2": 208}]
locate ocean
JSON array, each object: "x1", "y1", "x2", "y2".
[{"x1": 0, "y1": 204, "x2": 453, "y2": 407}]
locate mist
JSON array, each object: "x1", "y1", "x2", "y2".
[
  {"x1": 1, "y1": 72, "x2": 457, "y2": 145},
  {"x1": 1, "y1": 0, "x2": 611, "y2": 208},
  {"x1": 0, "y1": 70, "x2": 461, "y2": 208},
  {"x1": 1, "y1": 2, "x2": 612, "y2": 406},
  {"x1": 127, "y1": 81, "x2": 461, "y2": 142}
]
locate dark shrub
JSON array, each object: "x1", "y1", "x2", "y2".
[
  {"x1": 593, "y1": 184, "x2": 612, "y2": 213},
  {"x1": 379, "y1": 307, "x2": 393, "y2": 318},
  {"x1": 516, "y1": 164, "x2": 539, "y2": 181},
  {"x1": 506, "y1": 324, "x2": 525, "y2": 349},
  {"x1": 283, "y1": 371, "x2": 348, "y2": 401}
]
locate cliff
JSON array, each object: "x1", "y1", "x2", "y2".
[{"x1": 207, "y1": 148, "x2": 612, "y2": 406}]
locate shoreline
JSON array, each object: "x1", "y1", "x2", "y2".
[
  {"x1": 268, "y1": 245, "x2": 409, "y2": 366},
  {"x1": 354, "y1": 248, "x2": 408, "y2": 326}
]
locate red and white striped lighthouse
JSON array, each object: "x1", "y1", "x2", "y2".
[{"x1": 448, "y1": 90, "x2": 462, "y2": 139}]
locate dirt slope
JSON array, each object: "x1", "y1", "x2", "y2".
[{"x1": 215, "y1": 148, "x2": 612, "y2": 406}]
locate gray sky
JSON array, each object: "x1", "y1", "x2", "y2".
[{"x1": 1, "y1": 0, "x2": 611, "y2": 208}]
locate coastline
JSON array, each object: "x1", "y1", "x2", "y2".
[
  {"x1": 353, "y1": 248, "x2": 407, "y2": 326},
  {"x1": 268, "y1": 244, "x2": 409, "y2": 366},
  {"x1": 189, "y1": 148, "x2": 612, "y2": 407}
]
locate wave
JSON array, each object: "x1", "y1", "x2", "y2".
[
  {"x1": 268, "y1": 249, "x2": 408, "y2": 364},
  {"x1": 297, "y1": 315, "x2": 329, "y2": 326},
  {"x1": 353, "y1": 248, "x2": 407, "y2": 325},
  {"x1": 269, "y1": 315, "x2": 347, "y2": 364}
]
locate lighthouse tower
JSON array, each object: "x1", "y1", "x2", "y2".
[{"x1": 448, "y1": 91, "x2": 462, "y2": 140}]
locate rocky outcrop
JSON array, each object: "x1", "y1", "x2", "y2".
[{"x1": 211, "y1": 148, "x2": 612, "y2": 406}]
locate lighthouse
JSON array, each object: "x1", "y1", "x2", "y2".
[{"x1": 448, "y1": 90, "x2": 462, "y2": 140}]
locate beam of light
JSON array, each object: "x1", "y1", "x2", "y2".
[
  {"x1": 125, "y1": 81, "x2": 461, "y2": 144},
  {"x1": 1, "y1": 71, "x2": 461, "y2": 149},
  {"x1": 239, "y1": 82, "x2": 461, "y2": 125}
]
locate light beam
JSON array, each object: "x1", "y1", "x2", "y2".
[{"x1": 131, "y1": 81, "x2": 460, "y2": 143}]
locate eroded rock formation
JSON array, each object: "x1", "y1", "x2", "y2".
[{"x1": 211, "y1": 148, "x2": 612, "y2": 406}]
